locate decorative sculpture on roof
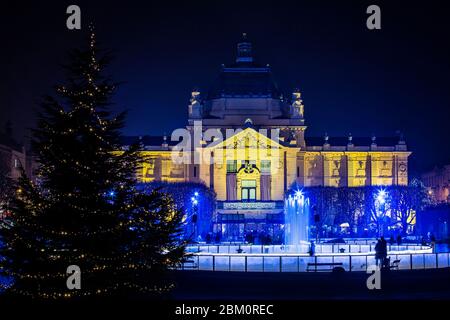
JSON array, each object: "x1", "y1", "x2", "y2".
[
  {"x1": 324, "y1": 132, "x2": 330, "y2": 145},
  {"x1": 188, "y1": 90, "x2": 202, "y2": 119},
  {"x1": 291, "y1": 90, "x2": 304, "y2": 118},
  {"x1": 190, "y1": 90, "x2": 200, "y2": 105}
]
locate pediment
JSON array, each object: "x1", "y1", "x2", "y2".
[{"x1": 204, "y1": 128, "x2": 285, "y2": 151}]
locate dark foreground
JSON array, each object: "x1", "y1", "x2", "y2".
[
  {"x1": 170, "y1": 268, "x2": 450, "y2": 300},
  {"x1": 1, "y1": 270, "x2": 448, "y2": 319}
]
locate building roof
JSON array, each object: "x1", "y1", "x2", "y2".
[
  {"x1": 121, "y1": 135, "x2": 402, "y2": 149},
  {"x1": 206, "y1": 35, "x2": 282, "y2": 100},
  {"x1": 305, "y1": 136, "x2": 402, "y2": 147},
  {"x1": 206, "y1": 66, "x2": 282, "y2": 100},
  {"x1": 120, "y1": 135, "x2": 178, "y2": 148}
]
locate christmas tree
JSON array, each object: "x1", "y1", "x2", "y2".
[{"x1": 0, "y1": 27, "x2": 185, "y2": 299}]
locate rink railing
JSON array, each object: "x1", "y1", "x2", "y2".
[
  {"x1": 185, "y1": 243, "x2": 431, "y2": 255},
  {"x1": 178, "y1": 251, "x2": 449, "y2": 272}
]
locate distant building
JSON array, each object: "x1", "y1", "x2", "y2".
[
  {"x1": 416, "y1": 204, "x2": 450, "y2": 240},
  {"x1": 421, "y1": 165, "x2": 450, "y2": 203},
  {"x1": 0, "y1": 142, "x2": 30, "y2": 220},
  {"x1": 0, "y1": 136, "x2": 35, "y2": 182}
]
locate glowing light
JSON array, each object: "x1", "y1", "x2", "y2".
[
  {"x1": 376, "y1": 188, "x2": 387, "y2": 204},
  {"x1": 192, "y1": 199, "x2": 198, "y2": 205},
  {"x1": 194, "y1": 192, "x2": 199, "y2": 197},
  {"x1": 295, "y1": 189, "x2": 303, "y2": 198},
  {"x1": 109, "y1": 190, "x2": 115, "y2": 197}
]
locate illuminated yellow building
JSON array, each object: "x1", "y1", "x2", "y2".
[{"x1": 124, "y1": 36, "x2": 411, "y2": 240}]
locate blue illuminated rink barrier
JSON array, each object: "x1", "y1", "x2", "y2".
[
  {"x1": 179, "y1": 244, "x2": 450, "y2": 272},
  {"x1": 185, "y1": 243, "x2": 431, "y2": 254}
]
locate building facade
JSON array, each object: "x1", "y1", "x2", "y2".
[
  {"x1": 422, "y1": 165, "x2": 450, "y2": 203},
  {"x1": 0, "y1": 140, "x2": 36, "y2": 220},
  {"x1": 124, "y1": 37, "x2": 411, "y2": 240},
  {"x1": 0, "y1": 143, "x2": 35, "y2": 182}
]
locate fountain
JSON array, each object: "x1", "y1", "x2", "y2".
[
  {"x1": 284, "y1": 190, "x2": 310, "y2": 251},
  {"x1": 182, "y1": 190, "x2": 437, "y2": 273}
]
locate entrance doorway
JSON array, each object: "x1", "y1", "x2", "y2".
[{"x1": 241, "y1": 179, "x2": 256, "y2": 201}]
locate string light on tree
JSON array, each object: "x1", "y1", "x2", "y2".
[{"x1": 0, "y1": 27, "x2": 186, "y2": 300}]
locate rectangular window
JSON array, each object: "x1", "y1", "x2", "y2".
[
  {"x1": 226, "y1": 160, "x2": 237, "y2": 173},
  {"x1": 261, "y1": 160, "x2": 271, "y2": 173},
  {"x1": 297, "y1": 166, "x2": 300, "y2": 177},
  {"x1": 241, "y1": 180, "x2": 256, "y2": 187},
  {"x1": 193, "y1": 166, "x2": 197, "y2": 177}
]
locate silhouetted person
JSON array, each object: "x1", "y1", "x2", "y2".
[
  {"x1": 309, "y1": 241, "x2": 316, "y2": 256},
  {"x1": 421, "y1": 236, "x2": 427, "y2": 246},
  {"x1": 375, "y1": 239, "x2": 383, "y2": 267},
  {"x1": 380, "y1": 236, "x2": 387, "y2": 251},
  {"x1": 245, "y1": 231, "x2": 251, "y2": 244},
  {"x1": 380, "y1": 236, "x2": 388, "y2": 267},
  {"x1": 389, "y1": 235, "x2": 395, "y2": 245},
  {"x1": 396, "y1": 234, "x2": 402, "y2": 245},
  {"x1": 430, "y1": 233, "x2": 436, "y2": 243},
  {"x1": 205, "y1": 232, "x2": 212, "y2": 244},
  {"x1": 252, "y1": 230, "x2": 258, "y2": 244},
  {"x1": 430, "y1": 233, "x2": 436, "y2": 252},
  {"x1": 382, "y1": 256, "x2": 391, "y2": 270}
]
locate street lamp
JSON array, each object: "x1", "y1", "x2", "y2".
[
  {"x1": 312, "y1": 205, "x2": 320, "y2": 243},
  {"x1": 191, "y1": 192, "x2": 199, "y2": 240},
  {"x1": 376, "y1": 189, "x2": 387, "y2": 204},
  {"x1": 295, "y1": 189, "x2": 303, "y2": 199},
  {"x1": 375, "y1": 188, "x2": 388, "y2": 236}
]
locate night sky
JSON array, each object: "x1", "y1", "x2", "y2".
[{"x1": 1, "y1": 1, "x2": 450, "y2": 176}]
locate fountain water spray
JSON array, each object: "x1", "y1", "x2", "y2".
[{"x1": 284, "y1": 190, "x2": 310, "y2": 251}]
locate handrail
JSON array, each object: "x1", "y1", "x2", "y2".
[{"x1": 178, "y1": 251, "x2": 449, "y2": 272}]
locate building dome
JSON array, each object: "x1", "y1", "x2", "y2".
[
  {"x1": 200, "y1": 35, "x2": 290, "y2": 123},
  {"x1": 206, "y1": 65, "x2": 282, "y2": 100},
  {"x1": 207, "y1": 34, "x2": 281, "y2": 100}
]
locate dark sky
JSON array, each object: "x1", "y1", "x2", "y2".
[{"x1": 1, "y1": 1, "x2": 450, "y2": 176}]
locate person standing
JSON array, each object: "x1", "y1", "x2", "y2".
[
  {"x1": 309, "y1": 241, "x2": 316, "y2": 256},
  {"x1": 375, "y1": 239, "x2": 382, "y2": 267},
  {"x1": 380, "y1": 236, "x2": 388, "y2": 268},
  {"x1": 430, "y1": 233, "x2": 436, "y2": 253}
]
